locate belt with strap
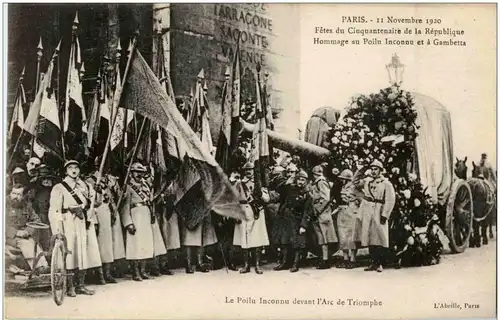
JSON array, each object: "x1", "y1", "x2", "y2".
[
  {"x1": 131, "y1": 202, "x2": 150, "y2": 209},
  {"x1": 239, "y1": 200, "x2": 248, "y2": 204},
  {"x1": 363, "y1": 196, "x2": 385, "y2": 204}
]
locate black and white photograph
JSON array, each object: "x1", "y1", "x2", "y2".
[{"x1": 2, "y1": 2, "x2": 497, "y2": 319}]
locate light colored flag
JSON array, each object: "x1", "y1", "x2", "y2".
[
  {"x1": 8, "y1": 80, "x2": 26, "y2": 139},
  {"x1": 64, "y1": 37, "x2": 86, "y2": 132}
]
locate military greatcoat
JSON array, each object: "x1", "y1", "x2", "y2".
[
  {"x1": 233, "y1": 178, "x2": 269, "y2": 249},
  {"x1": 120, "y1": 178, "x2": 155, "y2": 260},
  {"x1": 353, "y1": 176, "x2": 396, "y2": 248},
  {"x1": 49, "y1": 177, "x2": 101, "y2": 270},
  {"x1": 309, "y1": 176, "x2": 337, "y2": 245},
  {"x1": 269, "y1": 184, "x2": 314, "y2": 249}
]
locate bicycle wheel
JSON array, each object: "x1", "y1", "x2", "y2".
[{"x1": 51, "y1": 239, "x2": 66, "y2": 306}]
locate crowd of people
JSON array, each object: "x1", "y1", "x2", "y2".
[{"x1": 6, "y1": 141, "x2": 402, "y2": 298}]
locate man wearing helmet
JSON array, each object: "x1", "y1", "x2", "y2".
[
  {"x1": 263, "y1": 169, "x2": 314, "y2": 273},
  {"x1": 86, "y1": 160, "x2": 125, "y2": 284},
  {"x1": 49, "y1": 160, "x2": 101, "y2": 296},
  {"x1": 233, "y1": 162, "x2": 269, "y2": 274},
  {"x1": 335, "y1": 169, "x2": 358, "y2": 269},
  {"x1": 354, "y1": 160, "x2": 396, "y2": 273},
  {"x1": 120, "y1": 162, "x2": 156, "y2": 281},
  {"x1": 309, "y1": 164, "x2": 337, "y2": 270}
]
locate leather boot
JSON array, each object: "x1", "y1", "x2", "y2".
[
  {"x1": 75, "y1": 270, "x2": 95, "y2": 295},
  {"x1": 186, "y1": 247, "x2": 194, "y2": 274},
  {"x1": 254, "y1": 249, "x2": 263, "y2": 275},
  {"x1": 139, "y1": 260, "x2": 150, "y2": 279},
  {"x1": 66, "y1": 269, "x2": 76, "y2": 297},
  {"x1": 96, "y1": 267, "x2": 106, "y2": 285},
  {"x1": 159, "y1": 255, "x2": 174, "y2": 275},
  {"x1": 150, "y1": 257, "x2": 161, "y2": 277},
  {"x1": 196, "y1": 248, "x2": 209, "y2": 273},
  {"x1": 274, "y1": 247, "x2": 289, "y2": 271},
  {"x1": 132, "y1": 261, "x2": 142, "y2": 281},
  {"x1": 113, "y1": 259, "x2": 126, "y2": 278},
  {"x1": 103, "y1": 263, "x2": 117, "y2": 284},
  {"x1": 289, "y1": 251, "x2": 301, "y2": 273},
  {"x1": 239, "y1": 249, "x2": 250, "y2": 274}
]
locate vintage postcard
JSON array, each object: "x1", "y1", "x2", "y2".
[{"x1": 3, "y1": 2, "x2": 497, "y2": 320}]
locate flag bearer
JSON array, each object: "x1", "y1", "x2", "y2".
[
  {"x1": 233, "y1": 162, "x2": 269, "y2": 274},
  {"x1": 120, "y1": 163, "x2": 155, "y2": 281}
]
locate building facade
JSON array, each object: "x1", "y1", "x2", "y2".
[{"x1": 8, "y1": 4, "x2": 301, "y2": 139}]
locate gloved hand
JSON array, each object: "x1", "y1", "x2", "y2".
[
  {"x1": 126, "y1": 224, "x2": 137, "y2": 235},
  {"x1": 380, "y1": 216, "x2": 387, "y2": 225},
  {"x1": 299, "y1": 227, "x2": 306, "y2": 234}
]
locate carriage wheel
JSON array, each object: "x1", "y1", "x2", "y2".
[
  {"x1": 445, "y1": 179, "x2": 473, "y2": 253},
  {"x1": 51, "y1": 239, "x2": 67, "y2": 306}
]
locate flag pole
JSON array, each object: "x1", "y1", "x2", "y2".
[
  {"x1": 35, "y1": 37, "x2": 43, "y2": 94},
  {"x1": 30, "y1": 37, "x2": 44, "y2": 157},
  {"x1": 90, "y1": 31, "x2": 139, "y2": 215},
  {"x1": 7, "y1": 68, "x2": 27, "y2": 169},
  {"x1": 114, "y1": 117, "x2": 148, "y2": 211},
  {"x1": 54, "y1": 39, "x2": 66, "y2": 160}
]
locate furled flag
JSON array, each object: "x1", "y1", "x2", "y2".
[
  {"x1": 230, "y1": 44, "x2": 242, "y2": 149},
  {"x1": 215, "y1": 66, "x2": 232, "y2": 172},
  {"x1": 120, "y1": 48, "x2": 245, "y2": 230},
  {"x1": 8, "y1": 68, "x2": 26, "y2": 141},
  {"x1": 251, "y1": 68, "x2": 271, "y2": 194}
]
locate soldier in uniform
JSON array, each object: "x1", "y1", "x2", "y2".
[
  {"x1": 233, "y1": 163, "x2": 270, "y2": 274},
  {"x1": 309, "y1": 164, "x2": 337, "y2": 269},
  {"x1": 355, "y1": 160, "x2": 396, "y2": 273},
  {"x1": 48, "y1": 160, "x2": 99, "y2": 296},
  {"x1": 86, "y1": 165, "x2": 121, "y2": 284},
  {"x1": 120, "y1": 163, "x2": 155, "y2": 281},
  {"x1": 143, "y1": 171, "x2": 170, "y2": 277},
  {"x1": 334, "y1": 169, "x2": 359, "y2": 269},
  {"x1": 5, "y1": 184, "x2": 49, "y2": 277},
  {"x1": 263, "y1": 170, "x2": 314, "y2": 273}
]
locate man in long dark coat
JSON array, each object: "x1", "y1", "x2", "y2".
[{"x1": 263, "y1": 170, "x2": 314, "y2": 272}]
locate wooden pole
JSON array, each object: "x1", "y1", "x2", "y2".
[
  {"x1": 54, "y1": 39, "x2": 66, "y2": 160},
  {"x1": 7, "y1": 68, "x2": 27, "y2": 169},
  {"x1": 30, "y1": 37, "x2": 44, "y2": 157},
  {"x1": 114, "y1": 118, "x2": 148, "y2": 211},
  {"x1": 35, "y1": 37, "x2": 43, "y2": 94}
]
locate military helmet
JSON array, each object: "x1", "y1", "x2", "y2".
[
  {"x1": 312, "y1": 165, "x2": 324, "y2": 175},
  {"x1": 12, "y1": 167, "x2": 25, "y2": 175},
  {"x1": 286, "y1": 163, "x2": 298, "y2": 172},
  {"x1": 370, "y1": 159, "x2": 384, "y2": 171},
  {"x1": 131, "y1": 162, "x2": 147, "y2": 172},
  {"x1": 64, "y1": 159, "x2": 80, "y2": 169},
  {"x1": 339, "y1": 169, "x2": 353, "y2": 180},
  {"x1": 242, "y1": 162, "x2": 254, "y2": 170},
  {"x1": 295, "y1": 170, "x2": 309, "y2": 179}
]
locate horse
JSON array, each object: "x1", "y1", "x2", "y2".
[{"x1": 454, "y1": 157, "x2": 496, "y2": 247}]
